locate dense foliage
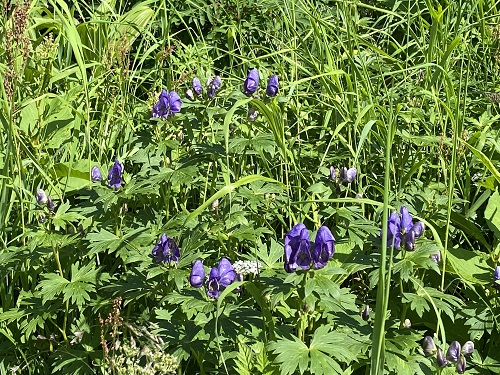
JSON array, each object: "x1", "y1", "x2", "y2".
[{"x1": 1, "y1": 0, "x2": 500, "y2": 373}]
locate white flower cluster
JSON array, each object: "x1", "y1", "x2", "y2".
[{"x1": 233, "y1": 260, "x2": 262, "y2": 275}]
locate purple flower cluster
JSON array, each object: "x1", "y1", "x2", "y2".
[
  {"x1": 189, "y1": 258, "x2": 237, "y2": 299},
  {"x1": 152, "y1": 234, "x2": 180, "y2": 264},
  {"x1": 330, "y1": 166, "x2": 357, "y2": 183},
  {"x1": 35, "y1": 188, "x2": 56, "y2": 212},
  {"x1": 422, "y1": 336, "x2": 473, "y2": 373},
  {"x1": 152, "y1": 89, "x2": 182, "y2": 118},
  {"x1": 284, "y1": 224, "x2": 335, "y2": 272},
  {"x1": 242, "y1": 68, "x2": 279, "y2": 97},
  {"x1": 186, "y1": 76, "x2": 222, "y2": 100},
  {"x1": 384, "y1": 206, "x2": 425, "y2": 250}
]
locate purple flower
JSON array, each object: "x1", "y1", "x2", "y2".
[
  {"x1": 91, "y1": 166, "x2": 102, "y2": 182},
  {"x1": 329, "y1": 166, "x2": 336, "y2": 181},
  {"x1": 266, "y1": 74, "x2": 278, "y2": 97},
  {"x1": 185, "y1": 89, "x2": 194, "y2": 101},
  {"x1": 243, "y1": 68, "x2": 259, "y2": 96},
  {"x1": 36, "y1": 188, "x2": 48, "y2": 205},
  {"x1": 404, "y1": 230, "x2": 416, "y2": 251},
  {"x1": 189, "y1": 260, "x2": 205, "y2": 288},
  {"x1": 107, "y1": 160, "x2": 123, "y2": 189},
  {"x1": 400, "y1": 206, "x2": 413, "y2": 234},
  {"x1": 422, "y1": 336, "x2": 437, "y2": 356},
  {"x1": 151, "y1": 234, "x2": 180, "y2": 264},
  {"x1": 446, "y1": 341, "x2": 461, "y2": 362},
  {"x1": 456, "y1": 355, "x2": 466, "y2": 374},
  {"x1": 207, "y1": 258, "x2": 236, "y2": 298},
  {"x1": 168, "y1": 91, "x2": 182, "y2": 115},
  {"x1": 192, "y1": 77, "x2": 203, "y2": 95},
  {"x1": 47, "y1": 196, "x2": 56, "y2": 212},
  {"x1": 152, "y1": 90, "x2": 182, "y2": 118},
  {"x1": 340, "y1": 167, "x2": 357, "y2": 183},
  {"x1": 248, "y1": 106, "x2": 259, "y2": 122},
  {"x1": 436, "y1": 348, "x2": 449, "y2": 367},
  {"x1": 284, "y1": 223, "x2": 311, "y2": 272},
  {"x1": 152, "y1": 89, "x2": 170, "y2": 118},
  {"x1": 410, "y1": 221, "x2": 425, "y2": 237},
  {"x1": 207, "y1": 76, "x2": 222, "y2": 98},
  {"x1": 430, "y1": 251, "x2": 441, "y2": 263},
  {"x1": 494, "y1": 266, "x2": 500, "y2": 290},
  {"x1": 387, "y1": 212, "x2": 402, "y2": 249},
  {"x1": 312, "y1": 226, "x2": 335, "y2": 269}
]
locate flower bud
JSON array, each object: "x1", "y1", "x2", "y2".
[
  {"x1": 243, "y1": 68, "x2": 259, "y2": 96},
  {"x1": 47, "y1": 196, "x2": 56, "y2": 212},
  {"x1": 38, "y1": 214, "x2": 46, "y2": 223},
  {"x1": 91, "y1": 166, "x2": 102, "y2": 182},
  {"x1": 461, "y1": 341, "x2": 474, "y2": 356},
  {"x1": 403, "y1": 318, "x2": 411, "y2": 329},
  {"x1": 422, "y1": 336, "x2": 437, "y2": 356},
  {"x1": 266, "y1": 74, "x2": 278, "y2": 97},
  {"x1": 436, "y1": 347, "x2": 449, "y2": 368},
  {"x1": 189, "y1": 260, "x2": 205, "y2": 288},
  {"x1": 192, "y1": 77, "x2": 203, "y2": 95},
  {"x1": 329, "y1": 166, "x2": 336, "y2": 181},
  {"x1": 36, "y1": 188, "x2": 48, "y2": 205},
  {"x1": 430, "y1": 251, "x2": 441, "y2": 264},
  {"x1": 456, "y1": 355, "x2": 466, "y2": 374},
  {"x1": 361, "y1": 305, "x2": 370, "y2": 321},
  {"x1": 446, "y1": 341, "x2": 461, "y2": 362},
  {"x1": 185, "y1": 89, "x2": 194, "y2": 101}
]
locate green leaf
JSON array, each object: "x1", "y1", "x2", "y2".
[{"x1": 485, "y1": 190, "x2": 500, "y2": 239}]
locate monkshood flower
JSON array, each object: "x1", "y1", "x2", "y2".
[
  {"x1": 494, "y1": 266, "x2": 500, "y2": 290},
  {"x1": 436, "y1": 348, "x2": 449, "y2": 368},
  {"x1": 207, "y1": 76, "x2": 222, "y2": 98},
  {"x1": 152, "y1": 89, "x2": 169, "y2": 118},
  {"x1": 189, "y1": 260, "x2": 205, "y2": 288},
  {"x1": 266, "y1": 74, "x2": 278, "y2": 97},
  {"x1": 47, "y1": 196, "x2": 55, "y2": 212},
  {"x1": 284, "y1": 223, "x2": 311, "y2": 272},
  {"x1": 312, "y1": 226, "x2": 335, "y2": 269},
  {"x1": 192, "y1": 77, "x2": 203, "y2": 95},
  {"x1": 329, "y1": 166, "x2": 336, "y2": 181},
  {"x1": 152, "y1": 90, "x2": 182, "y2": 118},
  {"x1": 340, "y1": 167, "x2": 357, "y2": 183},
  {"x1": 36, "y1": 188, "x2": 48, "y2": 205},
  {"x1": 151, "y1": 234, "x2": 180, "y2": 264},
  {"x1": 243, "y1": 68, "x2": 259, "y2": 96},
  {"x1": 207, "y1": 258, "x2": 236, "y2": 298},
  {"x1": 385, "y1": 206, "x2": 419, "y2": 249},
  {"x1": 168, "y1": 91, "x2": 182, "y2": 115},
  {"x1": 462, "y1": 341, "x2": 474, "y2": 356},
  {"x1": 108, "y1": 160, "x2": 123, "y2": 189},
  {"x1": 91, "y1": 166, "x2": 102, "y2": 182},
  {"x1": 456, "y1": 355, "x2": 466, "y2": 374},
  {"x1": 446, "y1": 341, "x2": 461, "y2": 362},
  {"x1": 422, "y1": 336, "x2": 437, "y2": 356}
]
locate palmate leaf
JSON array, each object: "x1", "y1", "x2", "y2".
[{"x1": 270, "y1": 326, "x2": 359, "y2": 375}]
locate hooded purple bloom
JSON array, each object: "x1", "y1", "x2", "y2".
[
  {"x1": 436, "y1": 348, "x2": 449, "y2": 368},
  {"x1": 91, "y1": 166, "x2": 102, "y2": 182},
  {"x1": 284, "y1": 223, "x2": 311, "y2": 272},
  {"x1": 47, "y1": 196, "x2": 56, "y2": 212},
  {"x1": 108, "y1": 160, "x2": 123, "y2": 189},
  {"x1": 243, "y1": 68, "x2": 259, "y2": 96},
  {"x1": 340, "y1": 167, "x2": 357, "y2": 183},
  {"x1": 151, "y1": 234, "x2": 180, "y2": 264},
  {"x1": 446, "y1": 341, "x2": 461, "y2": 362},
  {"x1": 494, "y1": 266, "x2": 500, "y2": 289},
  {"x1": 207, "y1": 258, "x2": 236, "y2": 298},
  {"x1": 410, "y1": 221, "x2": 425, "y2": 237},
  {"x1": 168, "y1": 91, "x2": 182, "y2": 115},
  {"x1": 152, "y1": 89, "x2": 170, "y2": 118},
  {"x1": 152, "y1": 90, "x2": 182, "y2": 118},
  {"x1": 404, "y1": 230, "x2": 416, "y2": 251},
  {"x1": 329, "y1": 166, "x2": 336, "y2": 181},
  {"x1": 189, "y1": 260, "x2": 205, "y2": 288},
  {"x1": 400, "y1": 206, "x2": 413, "y2": 234},
  {"x1": 207, "y1": 76, "x2": 222, "y2": 98},
  {"x1": 266, "y1": 74, "x2": 278, "y2": 97},
  {"x1": 387, "y1": 212, "x2": 402, "y2": 249},
  {"x1": 192, "y1": 77, "x2": 203, "y2": 95},
  {"x1": 36, "y1": 188, "x2": 48, "y2": 205},
  {"x1": 422, "y1": 336, "x2": 437, "y2": 356},
  {"x1": 312, "y1": 226, "x2": 335, "y2": 269},
  {"x1": 456, "y1": 355, "x2": 466, "y2": 374}
]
